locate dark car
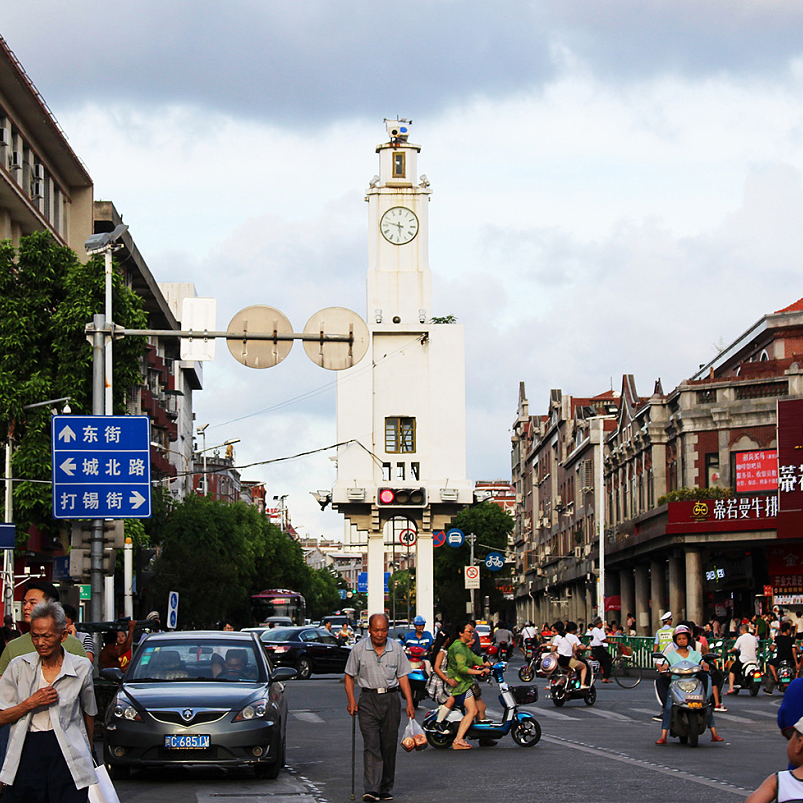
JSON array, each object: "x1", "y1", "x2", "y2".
[
  {"x1": 101, "y1": 630, "x2": 295, "y2": 779},
  {"x1": 260, "y1": 626, "x2": 352, "y2": 680}
]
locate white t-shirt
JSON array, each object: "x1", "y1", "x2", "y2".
[
  {"x1": 565, "y1": 633, "x2": 582, "y2": 655},
  {"x1": 590, "y1": 627, "x2": 607, "y2": 647},
  {"x1": 734, "y1": 632, "x2": 759, "y2": 664},
  {"x1": 521, "y1": 626, "x2": 538, "y2": 641},
  {"x1": 554, "y1": 635, "x2": 573, "y2": 658}
]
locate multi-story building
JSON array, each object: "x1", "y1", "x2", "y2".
[
  {"x1": 512, "y1": 386, "x2": 619, "y2": 626},
  {"x1": 0, "y1": 35, "x2": 92, "y2": 253},
  {"x1": 514, "y1": 298, "x2": 803, "y2": 633}
]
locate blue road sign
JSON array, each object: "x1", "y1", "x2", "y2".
[
  {"x1": 433, "y1": 530, "x2": 446, "y2": 548},
  {"x1": 0, "y1": 523, "x2": 14, "y2": 550},
  {"x1": 52, "y1": 415, "x2": 152, "y2": 519},
  {"x1": 357, "y1": 572, "x2": 391, "y2": 593},
  {"x1": 446, "y1": 528, "x2": 465, "y2": 547},
  {"x1": 485, "y1": 551, "x2": 505, "y2": 571}
]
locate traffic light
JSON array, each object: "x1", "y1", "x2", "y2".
[{"x1": 376, "y1": 487, "x2": 427, "y2": 507}]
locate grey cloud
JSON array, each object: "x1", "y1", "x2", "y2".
[{"x1": 5, "y1": 1, "x2": 801, "y2": 127}]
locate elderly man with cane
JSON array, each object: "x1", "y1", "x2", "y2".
[
  {"x1": 345, "y1": 612, "x2": 415, "y2": 803},
  {"x1": 0, "y1": 600, "x2": 96, "y2": 802}
]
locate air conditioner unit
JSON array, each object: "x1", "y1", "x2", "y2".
[
  {"x1": 584, "y1": 543, "x2": 592, "y2": 556},
  {"x1": 536, "y1": 568, "x2": 544, "y2": 576},
  {"x1": 33, "y1": 164, "x2": 45, "y2": 180},
  {"x1": 9, "y1": 151, "x2": 22, "y2": 170},
  {"x1": 346, "y1": 488, "x2": 365, "y2": 501},
  {"x1": 544, "y1": 545, "x2": 551, "y2": 556},
  {"x1": 0, "y1": 128, "x2": 8, "y2": 147},
  {"x1": 565, "y1": 588, "x2": 572, "y2": 599},
  {"x1": 554, "y1": 495, "x2": 563, "y2": 508},
  {"x1": 574, "y1": 546, "x2": 582, "y2": 559},
  {"x1": 439, "y1": 488, "x2": 459, "y2": 502},
  {"x1": 31, "y1": 180, "x2": 44, "y2": 199}
]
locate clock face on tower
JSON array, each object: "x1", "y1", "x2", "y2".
[{"x1": 380, "y1": 206, "x2": 419, "y2": 245}]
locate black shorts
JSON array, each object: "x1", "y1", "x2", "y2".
[{"x1": 557, "y1": 655, "x2": 571, "y2": 669}]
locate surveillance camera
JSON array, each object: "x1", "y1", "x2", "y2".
[{"x1": 385, "y1": 119, "x2": 411, "y2": 141}]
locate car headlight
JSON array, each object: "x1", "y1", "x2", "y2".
[
  {"x1": 677, "y1": 680, "x2": 699, "y2": 693},
  {"x1": 234, "y1": 699, "x2": 269, "y2": 722},
  {"x1": 112, "y1": 695, "x2": 142, "y2": 722}
]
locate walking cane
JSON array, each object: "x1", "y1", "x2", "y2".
[{"x1": 350, "y1": 711, "x2": 356, "y2": 800}]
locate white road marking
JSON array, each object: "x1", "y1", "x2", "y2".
[
  {"x1": 583, "y1": 708, "x2": 634, "y2": 722},
  {"x1": 714, "y1": 712, "x2": 759, "y2": 724},
  {"x1": 196, "y1": 777, "x2": 317, "y2": 802},
  {"x1": 542, "y1": 735, "x2": 748, "y2": 798},
  {"x1": 293, "y1": 712, "x2": 324, "y2": 723}
]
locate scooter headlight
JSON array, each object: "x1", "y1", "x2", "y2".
[{"x1": 677, "y1": 680, "x2": 699, "y2": 693}]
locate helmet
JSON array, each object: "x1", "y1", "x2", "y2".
[
  {"x1": 413, "y1": 615, "x2": 426, "y2": 626},
  {"x1": 672, "y1": 624, "x2": 692, "y2": 645}
]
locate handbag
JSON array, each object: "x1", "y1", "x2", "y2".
[{"x1": 88, "y1": 762, "x2": 121, "y2": 803}]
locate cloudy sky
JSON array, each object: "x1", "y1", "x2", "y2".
[{"x1": 4, "y1": 2, "x2": 803, "y2": 539}]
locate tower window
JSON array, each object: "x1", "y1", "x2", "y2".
[
  {"x1": 392, "y1": 152, "x2": 406, "y2": 178},
  {"x1": 385, "y1": 417, "x2": 415, "y2": 453}
]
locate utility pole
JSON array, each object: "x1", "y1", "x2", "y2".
[{"x1": 467, "y1": 532, "x2": 477, "y2": 619}]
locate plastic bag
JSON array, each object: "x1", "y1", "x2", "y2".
[{"x1": 401, "y1": 719, "x2": 416, "y2": 752}]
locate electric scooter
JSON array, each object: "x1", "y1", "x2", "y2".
[
  {"x1": 422, "y1": 662, "x2": 542, "y2": 748},
  {"x1": 653, "y1": 651, "x2": 714, "y2": 747},
  {"x1": 540, "y1": 652, "x2": 597, "y2": 707},
  {"x1": 405, "y1": 644, "x2": 429, "y2": 708}
]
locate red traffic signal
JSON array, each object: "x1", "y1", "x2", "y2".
[{"x1": 377, "y1": 487, "x2": 427, "y2": 506}]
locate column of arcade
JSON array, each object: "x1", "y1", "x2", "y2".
[{"x1": 617, "y1": 548, "x2": 704, "y2": 635}]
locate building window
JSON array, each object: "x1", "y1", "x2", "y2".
[
  {"x1": 385, "y1": 417, "x2": 415, "y2": 453},
  {"x1": 396, "y1": 462, "x2": 405, "y2": 480},
  {"x1": 697, "y1": 389, "x2": 716, "y2": 404},
  {"x1": 706, "y1": 453, "x2": 720, "y2": 487},
  {"x1": 382, "y1": 463, "x2": 391, "y2": 482},
  {"x1": 392, "y1": 152, "x2": 405, "y2": 178},
  {"x1": 410, "y1": 462, "x2": 420, "y2": 480}
]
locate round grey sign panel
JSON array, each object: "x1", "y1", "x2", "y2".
[
  {"x1": 226, "y1": 305, "x2": 294, "y2": 369},
  {"x1": 302, "y1": 307, "x2": 370, "y2": 370}
]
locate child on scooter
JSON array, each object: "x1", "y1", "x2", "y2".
[{"x1": 746, "y1": 678, "x2": 803, "y2": 802}]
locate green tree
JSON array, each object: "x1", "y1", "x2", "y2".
[
  {"x1": 0, "y1": 232, "x2": 146, "y2": 542},
  {"x1": 433, "y1": 502, "x2": 514, "y2": 624},
  {"x1": 148, "y1": 495, "x2": 341, "y2": 627}
]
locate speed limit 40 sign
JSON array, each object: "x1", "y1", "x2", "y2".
[
  {"x1": 464, "y1": 565, "x2": 480, "y2": 589},
  {"x1": 399, "y1": 529, "x2": 417, "y2": 547}
]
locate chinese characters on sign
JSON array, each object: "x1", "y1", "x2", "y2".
[
  {"x1": 712, "y1": 496, "x2": 778, "y2": 520},
  {"x1": 52, "y1": 415, "x2": 151, "y2": 519},
  {"x1": 734, "y1": 450, "x2": 778, "y2": 493}
]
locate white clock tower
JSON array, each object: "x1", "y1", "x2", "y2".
[{"x1": 333, "y1": 121, "x2": 472, "y2": 623}]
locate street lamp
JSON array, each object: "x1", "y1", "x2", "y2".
[
  {"x1": 195, "y1": 437, "x2": 239, "y2": 498},
  {"x1": 273, "y1": 495, "x2": 288, "y2": 532},
  {"x1": 84, "y1": 224, "x2": 128, "y2": 417}
]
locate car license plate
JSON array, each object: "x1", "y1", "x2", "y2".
[
  {"x1": 164, "y1": 734, "x2": 210, "y2": 749},
  {"x1": 687, "y1": 702, "x2": 703, "y2": 708}
]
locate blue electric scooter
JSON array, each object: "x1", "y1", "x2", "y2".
[{"x1": 422, "y1": 662, "x2": 542, "y2": 747}]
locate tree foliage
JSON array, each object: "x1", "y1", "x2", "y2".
[
  {"x1": 433, "y1": 502, "x2": 514, "y2": 625},
  {"x1": 0, "y1": 232, "x2": 146, "y2": 541},
  {"x1": 148, "y1": 495, "x2": 342, "y2": 627},
  {"x1": 657, "y1": 486, "x2": 733, "y2": 505}
]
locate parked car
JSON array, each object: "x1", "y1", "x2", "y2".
[
  {"x1": 475, "y1": 623, "x2": 492, "y2": 651},
  {"x1": 260, "y1": 626, "x2": 352, "y2": 680},
  {"x1": 101, "y1": 630, "x2": 295, "y2": 779}
]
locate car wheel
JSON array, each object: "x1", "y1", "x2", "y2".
[
  {"x1": 107, "y1": 763, "x2": 130, "y2": 781},
  {"x1": 296, "y1": 656, "x2": 312, "y2": 680},
  {"x1": 256, "y1": 738, "x2": 285, "y2": 779}
]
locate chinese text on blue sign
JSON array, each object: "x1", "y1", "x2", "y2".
[{"x1": 52, "y1": 415, "x2": 152, "y2": 519}]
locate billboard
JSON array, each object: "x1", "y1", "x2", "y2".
[{"x1": 734, "y1": 450, "x2": 777, "y2": 493}]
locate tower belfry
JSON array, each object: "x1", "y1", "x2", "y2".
[{"x1": 333, "y1": 120, "x2": 472, "y2": 622}]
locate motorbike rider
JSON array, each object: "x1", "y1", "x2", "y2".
[
  {"x1": 402, "y1": 616, "x2": 434, "y2": 653},
  {"x1": 726, "y1": 621, "x2": 760, "y2": 695},
  {"x1": 767, "y1": 620, "x2": 799, "y2": 695},
  {"x1": 519, "y1": 621, "x2": 539, "y2": 657},
  {"x1": 440, "y1": 621, "x2": 492, "y2": 750},
  {"x1": 551, "y1": 621, "x2": 589, "y2": 689},
  {"x1": 492, "y1": 622, "x2": 514, "y2": 660},
  {"x1": 655, "y1": 624, "x2": 723, "y2": 744},
  {"x1": 565, "y1": 621, "x2": 592, "y2": 685}
]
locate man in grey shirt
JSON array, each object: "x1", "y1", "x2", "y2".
[{"x1": 345, "y1": 613, "x2": 415, "y2": 803}]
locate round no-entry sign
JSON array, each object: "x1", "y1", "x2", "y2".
[{"x1": 399, "y1": 529, "x2": 417, "y2": 547}]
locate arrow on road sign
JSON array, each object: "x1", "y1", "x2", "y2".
[
  {"x1": 58, "y1": 425, "x2": 76, "y2": 443},
  {"x1": 129, "y1": 491, "x2": 147, "y2": 509},
  {"x1": 60, "y1": 458, "x2": 76, "y2": 476}
]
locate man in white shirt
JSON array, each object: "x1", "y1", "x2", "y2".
[
  {"x1": 519, "y1": 622, "x2": 539, "y2": 657},
  {"x1": 589, "y1": 617, "x2": 613, "y2": 682},
  {"x1": 557, "y1": 622, "x2": 589, "y2": 688},
  {"x1": 726, "y1": 622, "x2": 759, "y2": 694}
]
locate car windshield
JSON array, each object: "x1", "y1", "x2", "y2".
[
  {"x1": 261, "y1": 628, "x2": 297, "y2": 643},
  {"x1": 128, "y1": 639, "x2": 265, "y2": 682}
]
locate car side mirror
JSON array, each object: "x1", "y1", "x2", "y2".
[
  {"x1": 271, "y1": 667, "x2": 297, "y2": 683},
  {"x1": 100, "y1": 668, "x2": 124, "y2": 684}
]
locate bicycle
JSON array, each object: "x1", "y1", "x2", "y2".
[{"x1": 611, "y1": 645, "x2": 642, "y2": 688}]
